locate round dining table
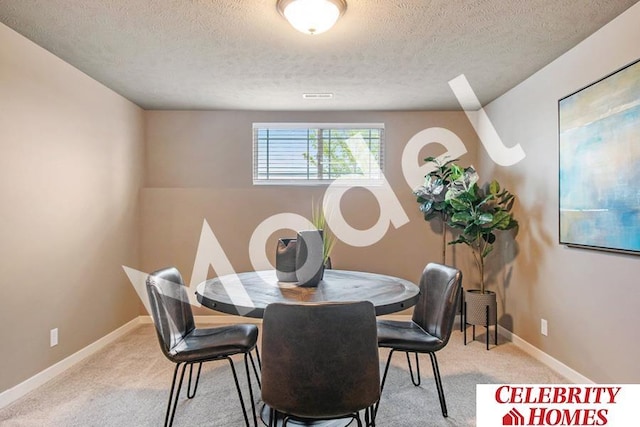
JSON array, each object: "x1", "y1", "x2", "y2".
[
  {"x1": 195, "y1": 269, "x2": 420, "y2": 318},
  {"x1": 195, "y1": 269, "x2": 420, "y2": 427}
]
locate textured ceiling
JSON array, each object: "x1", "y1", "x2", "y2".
[{"x1": 0, "y1": 0, "x2": 637, "y2": 110}]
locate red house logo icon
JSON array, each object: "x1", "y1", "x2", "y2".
[{"x1": 503, "y1": 408, "x2": 525, "y2": 425}]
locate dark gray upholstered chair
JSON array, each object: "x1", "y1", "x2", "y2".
[
  {"x1": 146, "y1": 267, "x2": 261, "y2": 427},
  {"x1": 376, "y1": 263, "x2": 462, "y2": 418},
  {"x1": 261, "y1": 301, "x2": 380, "y2": 426}
]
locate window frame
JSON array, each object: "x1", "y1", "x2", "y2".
[{"x1": 252, "y1": 122, "x2": 385, "y2": 186}]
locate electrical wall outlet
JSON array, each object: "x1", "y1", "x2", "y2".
[
  {"x1": 541, "y1": 319, "x2": 548, "y2": 336},
  {"x1": 50, "y1": 328, "x2": 58, "y2": 347}
]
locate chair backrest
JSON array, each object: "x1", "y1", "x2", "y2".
[
  {"x1": 146, "y1": 267, "x2": 196, "y2": 360},
  {"x1": 411, "y1": 263, "x2": 462, "y2": 347},
  {"x1": 261, "y1": 301, "x2": 380, "y2": 419}
]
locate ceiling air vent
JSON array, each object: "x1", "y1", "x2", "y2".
[{"x1": 302, "y1": 93, "x2": 333, "y2": 100}]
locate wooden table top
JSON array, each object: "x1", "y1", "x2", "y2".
[{"x1": 196, "y1": 269, "x2": 420, "y2": 318}]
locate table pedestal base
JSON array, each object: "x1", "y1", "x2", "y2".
[{"x1": 260, "y1": 403, "x2": 353, "y2": 427}]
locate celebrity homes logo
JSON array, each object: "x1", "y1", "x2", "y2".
[
  {"x1": 504, "y1": 408, "x2": 526, "y2": 425},
  {"x1": 477, "y1": 384, "x2": 640, "y2": 426}
]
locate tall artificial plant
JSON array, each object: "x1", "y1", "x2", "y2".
[
  {"x1": 414, "y1": 157, "x2": 478, "y2": 263},
  {"x1": 446, "y1": 178, "x2": 518, "y2": 294}
]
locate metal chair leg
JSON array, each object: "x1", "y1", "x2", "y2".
[
  {"x1": 463, "y1": 301, "x2": 468, "y2": 345},
  {"x1": 365, "y1": 405, "x2": 376, "y2": 427},
  {"x1": 379, "y1": 350, "x2": 394, "y2": 394},
  {"x1": 249, "y1": 349, "x2": 261, "y2": 389},
  {"x1": 165, "y1": 362, "x2": 188, "y2": 427},
  {"x1": 267, "y1": 407, "x2": 276, "y2": 427},
  {"x1": 486, "y1": 305, "x2": 490, "y2": 350},
  {"x1": 244, "y1": 353, "x2": 258, "y2": 427},
  {"x1": 405, "y1": 352, "x2": 421, "y2": 386},
  {"x1": 254, "y1": 346, "x2": 262, "y2": 370},
  {"x1": 459, "y1": 285, "x2": 464, "y2": 331},
  {"x1": 186, "y1": 362, "x2": 203, "y2": 399},
  {"x1": 164, "y1": 356, "x2": 258, "y2": 427},
  {"x1": 429, "y1": 353, "x2": 448, "y2": 417},
  {"x1": 225, "y1": 356, "x2": 252, "y2": 427},
  {"x1": 374, "y1": 349, "x2": 395, "y2": 417},
  {"x1": 376, "y1": 349, "x2": 449, "y2": 420}
]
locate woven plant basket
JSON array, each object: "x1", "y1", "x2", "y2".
[{"x1": 465, "y1": 289, "x2": 497, "y2": 326}]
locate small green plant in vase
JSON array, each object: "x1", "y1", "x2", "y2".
[{"x1": 311, "y1": 201, "x2": 336, "y2": 269}]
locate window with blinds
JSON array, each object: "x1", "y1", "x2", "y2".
[{"x1": 253, "y1": 123, "x2": 385, "y2": 185}]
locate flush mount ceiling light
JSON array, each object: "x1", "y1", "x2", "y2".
[{"x1": 276, "y1": 0, "x2": 347, "y2": 35}]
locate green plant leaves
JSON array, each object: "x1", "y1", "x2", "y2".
[
  {"x1": 451, "y1": 211, "x2": 473, "y2": 223},
  {"x1": 449, "y1": 164, "x2": 463, "y2": 180},
  {"x1": 449, "y1": 197, "x2": 471, "y2": 211},
  {"x1": 414, "y1": 157, "x2": 466, "y2": 226},
  {"x1": 489, "y1": 179, "x2": 500, "y2": 195},
  {"x1": 414, "y1": 157, "x2": 518, "y2": 293},
  {"x1": 311, "y1": 200, "x2": 336, "y2": 262},
  {"x1": 448, "y1": 235, "x2": 470, "y2": 246},
  {"x1": 492, "y1": 210, "x2": 512, "y2": 229},
  {"x1": 478, "y1": 212, "x2": 494, "y2": 224},
  {"x1": 419, "y1": 200, "x2": 433, "y2": 213}
]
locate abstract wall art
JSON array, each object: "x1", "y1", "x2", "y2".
[{"x1": 559, "y1": 58, "x2": 640, "y2": 254}]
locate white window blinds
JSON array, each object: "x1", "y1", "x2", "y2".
[{"x1": 253, "y1": 123, "x2": 385, "y2": 185}]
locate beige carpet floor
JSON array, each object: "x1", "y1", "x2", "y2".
[{"x1": 0, "y1": 323, "x2": 568, "y2": 426}]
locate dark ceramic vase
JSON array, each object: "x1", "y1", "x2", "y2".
[
  {"x1": 295, "y1": 230, "x2": 325, "y2": 287},
  {"x1": 275, "y1": 238, "x2": 298, "y2": 282}
]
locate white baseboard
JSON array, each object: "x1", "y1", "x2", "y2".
[
  {"x1": 378, "y1": 315, "x2": 593, "y2": 384},
  {"x1": 497, "y1": 325, "x2": 593, "y2": 384},
  {"x1": 0, "y1": 314, "x2": 592, "y2": 411},
  {"x1": 0, "y1": 317, "x2": 142, "y2": 410}
]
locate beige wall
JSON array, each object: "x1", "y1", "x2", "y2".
[
  {"x1": 0, "y1": 24, "x2": 144, "y2": 393},
  {"x1": 141, "y1": 111, "x2": 479, "y2": 315},
  {"x1": 5, "y1": 0, "x2": 636, "y2": 394},
  {"x1": 481, "y1": 3, "x2": 640, "y2": 382}
]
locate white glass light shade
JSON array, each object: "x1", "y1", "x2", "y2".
[{"x1": 277, "y1": 0, "x2": 347, "y2": 35}]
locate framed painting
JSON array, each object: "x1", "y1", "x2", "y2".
[{"x1": 559, "y1": 58, "x2": 640, "y2": 254}]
